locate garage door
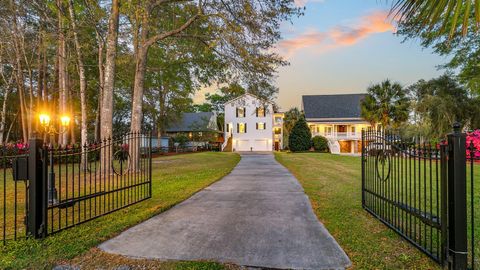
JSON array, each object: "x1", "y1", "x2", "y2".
[
  {"x1": 236, "y1": 140, "x2": 250, "y2": 151},
  {"x1": 235, "y1": 139, "x2": 270, "y2": 151},
  {"x1": 252, "y1": 139, "x2": 269, "y2": 151}
]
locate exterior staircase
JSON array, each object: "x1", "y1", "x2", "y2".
[
  {"x1": 222, "y1": 137, "x2": 233, "y2": 152},
  {"x1": 328, "y1": 139, "x2": 340, "y2": 154}
]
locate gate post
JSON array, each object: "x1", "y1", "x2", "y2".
[
  {"x1": 361, "y1": 129, "x2": 365, "y2": 207},
  {"x1": 148, "y1": 131, "x2": 153, "y2": 198},
  {"x1": 447, "y1": 123, "x2": 468, "y2": 270},
  {"x1": 27, "y1": 133, "x2": 46, "y2": 238}
]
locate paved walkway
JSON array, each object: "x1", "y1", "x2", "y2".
[{"x1": 99, "y1": 154, "x2": 351, "y2": 269}]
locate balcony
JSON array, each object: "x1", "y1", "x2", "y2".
[{"x1": 312, "y1": 132, "x2": 361, "y2": 140}]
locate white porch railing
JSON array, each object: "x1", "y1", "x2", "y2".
[{"x1": 312, "y1": 132, "x2": 361, "y2": 140}]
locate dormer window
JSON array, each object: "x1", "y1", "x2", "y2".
[
  {"x1": 256, "y1": 107, "x2": 266, "y2": 117},
  {"x1": 236, "y1": 107, "x2": 245, "y2": 118}
]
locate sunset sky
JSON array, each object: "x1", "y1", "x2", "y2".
[
  {"x1": 274, "y1": 0, "x2": 448, "y2": 110},
  {"x1": 193, "y1": 0, "x2": 449, "y2": 110}
]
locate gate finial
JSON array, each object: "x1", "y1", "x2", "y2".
[{"x1": 452, "y1": 122, "x2": 461, "y2": 134}]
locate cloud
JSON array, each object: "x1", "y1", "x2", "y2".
[
  {"x1": 277, "y1": 10, "x2": 395, "y2": 57},
  {"x1": 294, "y1": 0, "x2": 325, "y2": 7}
]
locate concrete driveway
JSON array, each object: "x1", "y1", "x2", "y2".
[{"x1": 99, "y1": 153, "x2": 351, "y2": 269}]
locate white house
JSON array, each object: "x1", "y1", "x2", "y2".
[
  {"x1": 222, "y1": 93, "x2": 282, "y2": 152},
  {"x1": 302, "y1": 94, "x2": 374, "y2": 154}
]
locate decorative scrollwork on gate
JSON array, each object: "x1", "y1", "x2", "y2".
[
  {"x1": 112, "y1": 149, "x2": 130, "y2": 176},
  {"x1": 375, "y1": 149, "x2": 391, "y2": 182}
]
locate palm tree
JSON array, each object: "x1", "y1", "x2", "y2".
[
  {"x1": 361, "y1": 80, "x2": 410, "y2": 130},
  {"x1": 391, "y1": 0, "x2": 480, "y2": 37}
]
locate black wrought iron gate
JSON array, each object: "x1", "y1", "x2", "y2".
[
  {"x1": 44, "y1": 132, "x2": 152, "y2": 236},
  {"x1": 362, "y1": 125, "x2": 477, "y2": 269},
  {"x1": 1, "y1": 131, "x2": 152, "y2": 242}
]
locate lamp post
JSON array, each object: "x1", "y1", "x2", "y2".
[
  {"x1": 38, "y1": 112, "x2": 71, "y2": 204},
  {"x1": 39, "y1": 113, "x2": 71, "y2": 135}
]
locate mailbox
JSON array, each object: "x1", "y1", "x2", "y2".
[{"x1": 12, "y1": 157, "x2": 29, "y2": 181}]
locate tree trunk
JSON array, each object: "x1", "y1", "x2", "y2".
[
  {"x1": 0, "y1": 59, "x2": 13, "y2": 144},
  {"x1": 57, "y1": 0, "x2": 68, "y2": 145},
  {"x1": 0, "y1": 87, "x2": 9, "y2": 144},
  {"x1": 11, "y1": 0, "x2": 28, "y2": 143},
  {"x1": 68, "y1": 76, "x2": 76, "y2": 144},
  {"x1": 159, "y1": 84, "x2": 167, "y2": 134},
  {"x1": 100, "y1": 0, "x2": 120, "y2": 140},
  {"x1": 4, "y1": 113, "x2": 18, "y2": 144},
  {"x1": 41, "y1": 32, "x2": 48, "y2": 101},
  {"x1": 20, "y1": 34, "x2": 34, "y2": 140},
  {"x1": 130, "y1": 48, "x2": 148, "y2": 134},
  {"x1": 68, "y1": 0, "x2": 88, "y2": 154},
  {"x1": 37, "y1": 28, "x2": 43, "y2": 105},
  {"x1": 95, "y1": 31, "x2": 104, "y2": 142},
  {"x1": 129, "y1": 46, "x2": 148, "y2": 171},
  {"x1": 100, "y1": 0, "x2": 120, "y2": 174}
]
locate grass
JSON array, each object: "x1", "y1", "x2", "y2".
[
  {"x1": 0, "y1": 152, "x2": 240, "y2": 269},
  {"x1": 275, "y1": 152, "x2": 480, "y2": 269},
  {"x1": 1, "y1": 157, "x2": 154, "y2": 240}
]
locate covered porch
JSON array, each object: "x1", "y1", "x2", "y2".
[{"x1": 309, "y1": 123, "x2": 368, "y2": 140}]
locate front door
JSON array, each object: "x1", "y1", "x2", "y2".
[{"x1": 274, "y1": 141, "x2": 279, "y2": 151}]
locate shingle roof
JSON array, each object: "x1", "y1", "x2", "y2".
[
  {"x1": 302, "y1": 94, "x2": 366, "y2": 120},
  {"x1": 166, "y1": 112, "x2": 216, "y2": 132}
]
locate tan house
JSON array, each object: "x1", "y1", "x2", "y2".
[{"x1": 302, "y1": 94, "x2": 374, "y2": 154}]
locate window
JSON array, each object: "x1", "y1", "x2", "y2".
[
  {"x1": 237, "y1": 123, "x2": 246, "y2": 133},
  {"x1": 236, "y1": 107, "x2": 245, "y2": 118},
  {"x1": 338, "y1": 125, "x2": 347, "y2": 132},
  {"x1": 324, "y1": 126, "x2": 332, "y2": 135},
  {"x1": 257, "y1": 122, "x2": 266, "y2": 130},
  {"x1": 274, "y1": 127, "x2": 281, "y2": 134},
  {"x1": 256, "y1": 107, "x2": 266, "y2": 117},
  {"x1": 351, "y1": 126, "x2": 356, "y2": 133},
  {"x1": 274, "y1": 116, "x2": 282, "y2": 125},
  {"x1": 310, "y1": 125, "x2": 316, "y2": 133}
]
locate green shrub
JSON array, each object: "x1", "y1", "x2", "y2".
[
  {"x1": 312, "y1": 135, "x2": 329, "y2": 152},
  {"x1": 288, "y1": 117, "x2": 312, "y2": 152},
  {"x1": 172, "y1": 134, "x2": 189, "y2": 147}
]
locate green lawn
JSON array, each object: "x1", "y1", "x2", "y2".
[
  {"x1": 0, "y1": 152, "x2": 240, "y2": 269},
  {"x1": 275, "y1": 152, "x2": 449, "y2": 269}
]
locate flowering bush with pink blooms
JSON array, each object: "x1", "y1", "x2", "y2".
[
  {"x1": 1, "y1": 142, "x2": 29, "y2": 155},
  {"x1": 466, "y1": 129, "x2": 480, "y2": 159}
]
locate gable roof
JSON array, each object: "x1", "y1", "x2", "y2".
[
  {"x1": 302, "y1": 94, "x2": 366, "y2": 120},
  {"x1": 166, "y1": 112, "x2": 217, "y2": 132},
  {"x1": 224, "y1": 93, "x2": 274, "y2": 106}
]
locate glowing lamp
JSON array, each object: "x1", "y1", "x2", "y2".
[
  {"x1": 60, "y1": 115, "x2": 71, "y2": 127},
  {"x1": 39, "y1": 113, "x2": 51, "y2": 127}
]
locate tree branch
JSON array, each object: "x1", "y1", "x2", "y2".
[{"x1": 143, "y1": 0, "x2": 203, "y2": 48}]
